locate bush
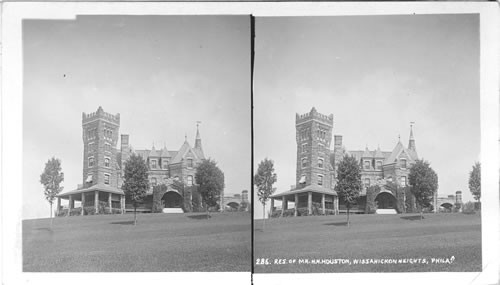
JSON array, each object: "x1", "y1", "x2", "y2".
[
  {"x1": 57, "y1": 209, "x2": 69, "y2": 217},
  {"x1": 70, "y1": 208, "x2": 81, "y2": 216},
  {"x1": 462, "y1": 201, "x2": 476, "y2": 214},
  {"x1": 84, "y1": 206, "x2": 96, "y2": 215}
]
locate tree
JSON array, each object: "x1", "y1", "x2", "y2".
[
  {"x1": 40, "y1": 157, "x2": 64, "y2": 228},
  {"x1": 195, "y1": 158, "x2": 225, "y2": 219},
  {"x1": 122, "y1": 153, "x2": 149, "y2": 225},
  {"x1": 334, "y1": 155, "x2": 362, "y2": 227},
  {"x1": 468, "y1": 162, "x2": 481, "y2": 203},
  {"x1": 408, "y1": 159, "x2": 438, "y2": 220},
  {"x1": 254, "y1": 158, "x2": 277, "y2": 231}
]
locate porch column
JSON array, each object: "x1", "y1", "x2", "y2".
[
  {"x1": 281, "y1": 196, "x2": 285, "y2": 216},
  {"x1": 108, "y1": 192, "x2": 112, "y2": 213},
  {"x1": 308, "y1": 191, "x2": 312, "y2": 215},
  {"x1": 57, "y1": 197, "x2": 61, "y2": 216},
  {"x1": 81, "y1": 193, "x2": 85, "y2": 215},
  {"x1": 69, "y1": 195, "x2": 73, "y2": 210},
  {"x1": 334, "y1": 196, "x2": 339, "y2": 215},
  {"x1": 294, "y1": 193, "x2": 298, "y2": 217},
  {"x1": 120, "y1": 195, "x2": 125, "y2": 214},
  {"x1": 270, "y1": 198, "x2": 274, "y2": 218},
  {"x1": 94, "y1": 190, "x2": 99, "y2": 213},
  {"x1": 322, "y1": 194, "x2": 326, "y2": 215}
]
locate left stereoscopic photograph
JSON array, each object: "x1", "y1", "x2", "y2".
[{"x1": 22, "y1": 15, "x2": 251, "y2": 272}]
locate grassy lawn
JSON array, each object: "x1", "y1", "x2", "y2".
[
  {"x1": 23, "y1": 212, "x2": 251, "y2": 272},
  {"x1": 254, "y1": 213, "x2": 481, "y2": 273}
]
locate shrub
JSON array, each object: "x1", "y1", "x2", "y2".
[
  {"x1": 84, "y1": 206, "x2": 96, "y2": 215},
  {"x1": 462, "y1": 201, "x2": 476, "y2": 214},
  {"x1": 70, "y1": 208, "x2": 81, "y2": 216}
]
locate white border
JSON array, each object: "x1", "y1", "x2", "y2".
[{"x1": 2, "y1": 2, "x2": 498, "y2": 285}]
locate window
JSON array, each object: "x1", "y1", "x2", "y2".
[
  {"x1": 104, "y1": 174, "x2": 110, "y2": 185},
  {"x1": 151, "y1": 177, "x2": 157, "y2": 186},
  {"x1": 400, "y1": 159, "x2": 407, "y2": 169},
  {"x1": 187, "y1": 175, "x2": 193, "y2": 186},
  {"x1": 302, "y1": 158, "x2": 308, "y2": 168},
  {"x1": 162, "y1": 160, "x2": 169, "y2": 169},
  {"x1": 88, "y1": 142, "x2": 94, "y2": 153},
  {"x1": 318, "y1": 158, "x2": 324, "y2": 168},
  {"x1": 376, "y1": 160, "x2": 382, "y2": 170},
  {"x1": 88, "y1": 157, "x2": 94, "y2": 167},
  {"x1": 187, "y1": 158, "x2": 194, "y2": 168},
  {"x1": 364, "y1": 160, "x2": 370, "y2": 170},
  {"x1": 104, "y1": 157, "x2": 110, "y2": 168},
  {"x1": 318, "y1": 143, "x2": 324, "y2": 151},
  {"x1": 364, "y1": 178, "x2": 370, "y2": 187},
  {"x1": 302, "y1": 143, "x2": 307, "y2": 153},
  {"x1": 318, "y1": 175, "x2": 323, "y2": 186},
  {"x1": 400, "y1": 176, "x2": 407, "y2": 187},
  {"x1": 104, "y1": 143, "x2": 111, "y2": 152},
  {"x1": 151, "y1": 159, "x2": 157, "y2": 169}
]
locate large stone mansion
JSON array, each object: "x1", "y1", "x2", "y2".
[
  {"x1": 56, "y1": 106, "x2": 246, "y2": 215},
  {"x1": 270, "y1": 107, "x2": 435, "y2": 216}
]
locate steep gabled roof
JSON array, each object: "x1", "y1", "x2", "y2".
[
  {"x1": 384, "y1": 141, "x2": 416, "y2": 165},
  {"x1": 171, "y1": 141, "x2": 199, "y2": 164},
  {"x1": 160, "y1": 146, "x2": 171, "y2": 157}
]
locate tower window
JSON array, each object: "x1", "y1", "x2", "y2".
[
  {"x1": 105, "y1": 143, "x2": 111, "y2": 152},
  {"x1": 187, "y1": 175, "x2": 193, "y2": 186},
  {"x1": 301, "y1": 158, "x2": 308, "y2": 168},
  {"x1": 88, "y1": 157, "x2": 95, "y2": 167},
  {"x1": 151, "y1": 159, "x2": 157, "y2": 169},
  {"x1": 104, "y1": 174, "x2": 110, "y2": 185},
  {"x1": 302, "y1": 143, "x2": 307, "y2": 153},
  {"x1": 104, "y1": 157, "x2": 110, "y2": 168},
  {"x1": 400, "y1": 176, "x2": 407, "y2": 187},
  {"x1": 318, "y1": 158, "x2": 324, "y2": 168},
  {"x1": 187, "y1": 158, "x2": 194, "y2": 168},
  {"x1": 364, "y1": 160, "x2": 370, "y2": 170},
  {"x1": 88, "y1": 142, "x2": 94, "y2": 153},
  {"x1": 400, "y1": 159, "x2": 407, "y2": 169},
  {"x1": 318, "y1": 175, "x2": 323, "y2": 186}
]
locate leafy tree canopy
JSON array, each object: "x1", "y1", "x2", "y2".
[
  {"x1": 334, "y1": 155, "x2": 362, "y2": 206},
  {"x1": 122, "y1": 153, "x2": 149, "y2": 205},
  {"x1": 254, "y1": 158, "x2": 277, "y2": 205},
  {"x1": 469, "y1": 162, "x2": 481, "y2": 202},
  {"x1": 408, "y1": 159, "x2": 438, "y2": 209},
  {"x1": 40, "y1": 157, "x2": 64, "y2": 204},
  {"x1": 195, "y1": 158, "x2": 225, "y2": 208}
]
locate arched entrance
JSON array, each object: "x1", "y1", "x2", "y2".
[
  {"x1": 162, "y1": 190, "x2": 183, "y2": 208},
  {"x1": 226, "y1": 202, "x2": 240, "y2": 211},
  {"x1": 440, "y1": 202, "x2": 453, "y2": 212},
  {"x1": 375, "y1": 192, "x2": 397, "y2": 209}
]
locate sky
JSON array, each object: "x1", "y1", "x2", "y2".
[
  {"x1": 253, "y1": 14, "x2": 480, "y2": 219},
  {"x1": 23, "y1": 15, "x2": 250, "y2": 219}
]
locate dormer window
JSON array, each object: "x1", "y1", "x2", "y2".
[
  {"x1": 364, "y1": 160, "x2": 370, "y2": 170},
  {"x1": 151, "y1": 159, "x2": 157, "y2": 169},
  {"x1": 376, "y1": 160, "x2": 382, "y2": 170},
  {"x1": 162, "y1": 161, "x2": 169, "y2": 169},
  {"x1": 400, "y1": 159, "x2": 407, "y2": 169},
  {"x1": 187, "y1": 158, "x2": 194, "y2": 168}
]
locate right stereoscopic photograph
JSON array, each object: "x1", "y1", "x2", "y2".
[{"x1": 253, "y1": 14, "x2": 482, "y2": 273}]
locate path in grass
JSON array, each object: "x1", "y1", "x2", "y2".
[
  {"x1": 23, "y1": 212, "x2": 251, "y2": 272},
  {"x1": 254, "y1": 213, "x2": 481, "y2": 273}
]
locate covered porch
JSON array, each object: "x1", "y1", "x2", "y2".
[
  {"x1": 269, "y1": 185, "x2": 339, "y2": 217},
  {"x1": 56, "y1": 184, "x2": 125, "y2": 216}
]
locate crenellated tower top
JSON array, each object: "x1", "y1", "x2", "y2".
[
  {"x1": 82, "y1": 106, "x2": 120, "y2": 126},
  {"x1": 296, "y1": 107, "x2": 333, "y2": 126}
]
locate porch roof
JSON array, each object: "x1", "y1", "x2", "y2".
[
  {"x1": 270, "y1": 184, "x2": 337, "y2": 199},
  {"x1": 56, "y1": 183, "x2": 124, "y2": 198}
]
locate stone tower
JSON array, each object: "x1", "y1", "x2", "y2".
[
  {"x1": 82, "y1": 106, "x2": 120, "y2": 188},
  {"x1": 295, "y1": 107, "x2": 334, "y2": 189}
]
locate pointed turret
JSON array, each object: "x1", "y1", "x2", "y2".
[
  {"x1": 195, "y1": 121, "x2": 203, "y2": 151},
  {"x1": 362, "y1": 146, "x2": 372, "y2": 158},
  {"x1": 408, "y1": 123, "x2": 416, "y2": 152}
]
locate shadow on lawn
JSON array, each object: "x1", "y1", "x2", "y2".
[
  {"x1": 110, "y1": 221, "x2": 135, "y2": 225},
  {"x1": 323, "y1": 221, "x2": 348, "y2": 226},
  {"x1": 400, "y1": 215, "x2": 425, "y2": 221},
  {"x1": 187, "y1": 214, "x2": 210, "y2": 220}
]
